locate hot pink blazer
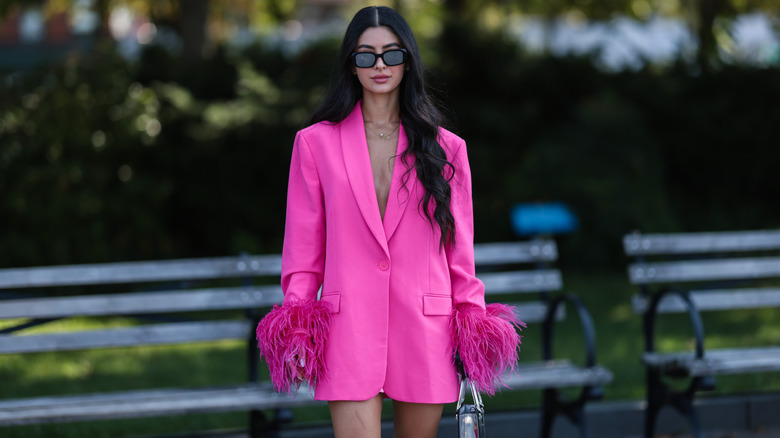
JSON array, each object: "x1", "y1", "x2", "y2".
[{"x1": 280, "y1": 102, "x2": 486, "y2": 403}]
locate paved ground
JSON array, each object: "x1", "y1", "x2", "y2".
[
  {"x1": 140, "y1": 392, "x2": 780, "y2": 438},
  {"x1": 642, "y1": 430, "x2": 780, "y2": 438},
  {"x1": 145, "y1": 426, "x2": 780, "y2": 438}
]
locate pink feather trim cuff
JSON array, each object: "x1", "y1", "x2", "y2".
[
  {"x1": 256, "y1": 299, "x2": 332, "y2": 393},
  {"x1": 450, "y1": 302, "x2": 525, "y2": 395}
]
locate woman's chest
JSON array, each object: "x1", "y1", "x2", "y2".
[{"x1": 366, "y1": 137, "x2": 397, "y2": 218}]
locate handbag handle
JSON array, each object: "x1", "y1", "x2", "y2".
[
  {"x1": 456, "y1": 378, "x2": 484, "y2": 412},
  {"x1": 455, "y1": 351, "x2": 484, "y2": 410}
]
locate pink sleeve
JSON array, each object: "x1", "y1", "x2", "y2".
[
  {"x1": 280, "y1": 131, "x2": 326, "y2": 303},
  {"x1": 256, "y1": 131, "x2": 331, "y2": 393},
  {"x1": 445, "y1": 138, "x2": 486, "y2": 308},
  {"x1": 444, "y1": 136, "x2": 525, "y2": 394}
]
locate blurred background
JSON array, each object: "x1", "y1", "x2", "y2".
[
  {"x1": 1, "y1": 2, "x2": 780, "y2": 437},
  {"x1": 1, "y1": 0, "x2": 779, "y2": 270}
]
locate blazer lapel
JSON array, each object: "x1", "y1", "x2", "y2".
[
  {"x1": 383, "y1": 123, "x2": 416, "y2": 242},
  {"x1": 341, "y1": 102, "x2": 389, "y2": 253}
]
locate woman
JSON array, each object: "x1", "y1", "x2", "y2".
[{"x1": 256, "y1": 6, "x2": 523, "y2": 437}]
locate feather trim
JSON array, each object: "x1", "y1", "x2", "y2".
[
  {"x1": 256, "y1": 299, "x2": 332, "y2": 393},
  {"x1": 450, "y1": 302, "x2": 525, "y2": 395}
]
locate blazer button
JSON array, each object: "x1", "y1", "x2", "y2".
[{"x1": 379, "y1": 261, "x2": 389, "y2": 271}]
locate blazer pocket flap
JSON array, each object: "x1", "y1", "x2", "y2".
[
  {"x1": 320, "y1": 293, "x2": 341, "y2": 313},
  {"x1": 423, "y1": 294, "x2": 452, "y2": 316}
]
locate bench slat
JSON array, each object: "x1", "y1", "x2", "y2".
[
  {"x1": 0, "y1": 255, "x2": 283, "y2": 289},
  {"x1": 0, "y1": 384, "x2": 319, "y2": 426},
  {"x1": 474, "y1": 241, "x2": 557, "y2": 264},
  {"x1": 502, "y1": 301, "x2": 565, "y2": 324},
  {"x1": 624, "y1": 230, "x2": 780, "y2": 255},
  {"x1": 479, "y1": 270, "x2": 562, "y2": 294},
  {"x1": 628, "y1": 257, "x2": 780, "y2": 284},
  {"x1": 632, "y1": 288, "x2": 780, "y2": 314},
  {"x1": 0, "y1": 321, "x2": 252, "y2": 354},
  {"x1": 0, "y1": 288, "x2": 556, "y2": 324},
  {"x1": 642, "y1": 347, "x2": 780, "y2": 376},
  {"x1": 0, "y1": 240, "x2": 607, "y2": 430},
  {"x1": 0, "y1": 286, "x2": 284, "y2": 319},
  {"x1": 502, "y1": 360, "x2": 613, "y2": 390}
]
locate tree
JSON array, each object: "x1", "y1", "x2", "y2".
[
  {"x1": 179, "y1": 0, "x2": 209, "y2": 62},
  {"x1": 0, "y1": 0, "x2": 43, "y2": 17},
  {"x1": 692, "y1": 0, "x2": 780, "y2": 70},
  {"x1": 445, "y1": 0, "x2": 778, "y2": 69}
]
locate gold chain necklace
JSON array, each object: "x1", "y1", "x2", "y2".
[{"x1": 365, "y1": 122, "x2": 400, "y2": 141}]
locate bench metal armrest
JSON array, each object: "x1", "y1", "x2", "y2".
[
  {"x1": 542, "y1": 293, "x2": 598, "y2": 368},
  {"x1": 542, "y1": 293, "x2": 606, "y2": 404},
  {"x1": 643, "y1": 287, "x2": 706, "y2": 359}
]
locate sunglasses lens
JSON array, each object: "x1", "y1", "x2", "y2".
[
  {"x1": 383, "y1": 50, "x2": 405, "y2": 66},
  {"x1": 352, "y1": 49, "x2": 407, "y2": 68},
  {"x1": 354, "y1": 53, "x2": 376, "y2": 68}
]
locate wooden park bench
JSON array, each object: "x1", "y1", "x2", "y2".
[
  {"x1": 475, "y1": 238, "x2": 613, "y2": 438},
  {"x1": 623, "y1": 229, "x2": 780, "y2": 438},
  {"x1": 0, "y1": 239, "x2": 611, "y2": 437},
  {"x1": 0, "y1": 254, "x2": 299, "y2": 437}
]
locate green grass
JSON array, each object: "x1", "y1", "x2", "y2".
[{"x1": 2, "y1": 271, "x2": 780, "y2": 437}]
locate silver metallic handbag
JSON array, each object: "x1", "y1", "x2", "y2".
[{"x1": 456, "y1": 378, "x2": 485, "y2": 438}]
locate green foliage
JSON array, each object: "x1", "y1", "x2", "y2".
[
  {"x1": 0, "y1": 48, "x2": 175, "y2": 265},
  {"x1": 436, "y1": 22, "x2": 780, "y2": 268},
  {"x1": 0, "y1": 40, "x2": 337, "y2": 267},
  {"x1": 2, "y1": 23, "x2": 780, "y2": 270}
]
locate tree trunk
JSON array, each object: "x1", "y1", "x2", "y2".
[
  {"x1": 696, "y1": 0, "x2": 727, "y2": 71},
  {"x1": 443, "y1": 0, "x2": 468, "y2": 23},
  {"x1": 92, "y1": 0, "x2": 112, "y2": 39},
  {"x1": 179, "y1": 0, "x2": 209, "y2": 62}
]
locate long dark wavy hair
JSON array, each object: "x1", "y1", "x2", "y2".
[{"x1": 305, "y1": 6, "x2": 455, "y2": 248}]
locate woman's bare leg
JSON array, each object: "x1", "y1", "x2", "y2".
[
  {"x1": 392, "y1": 400, "x2": 444, "y2": 438},
  {"x1": 328, "y1": 394, "x2": 384, "y2": 438}
]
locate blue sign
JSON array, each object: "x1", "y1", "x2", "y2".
[{"x1": 511, "y1": 202, "x2": 578, "y2": 236}]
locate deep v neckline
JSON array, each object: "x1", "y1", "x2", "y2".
[
  {"x1": 341, "y1": 102, "x2": 415, "y2": 248},
  {"x1": 366, "y1": 133, "x2": 399, "y2": 221}
]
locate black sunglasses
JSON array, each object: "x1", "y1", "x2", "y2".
[{"x1": 351, "y1": 49, "x2": 408, "y2": 68}]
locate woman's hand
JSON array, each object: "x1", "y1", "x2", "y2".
[{"x1": 287, "y1": 351, "x2": 307, "y2": 382}]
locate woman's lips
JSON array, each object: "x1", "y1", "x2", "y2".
[{"x1": 372, "y1": 75, "x2": 390, "y2": 83}]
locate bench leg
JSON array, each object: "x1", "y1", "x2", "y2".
[
  {"x1": 644, "y1": 399, "x2": 660, "y2": 438},
  {"x1": 540, "y1": 388, "x2": 592, "y2": 438},
  {"x1": 672, "y1": 390, "x2": 704, "y2": 438},
  {"x1": 540, "y1": 404, "x2": 555, "y2": 438},
  {"x1": 645, "y1": 369, "x2": 707, "y2": 438},
  {"x1": 249, "y1": 409, "x2": 274, "y2": 438},
  {"x1": 249, "y1": 408, "x2": 294, "y2": 438},
  {"x1": 644, "y1": 369, "x2": 662, "y2": 438}
]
